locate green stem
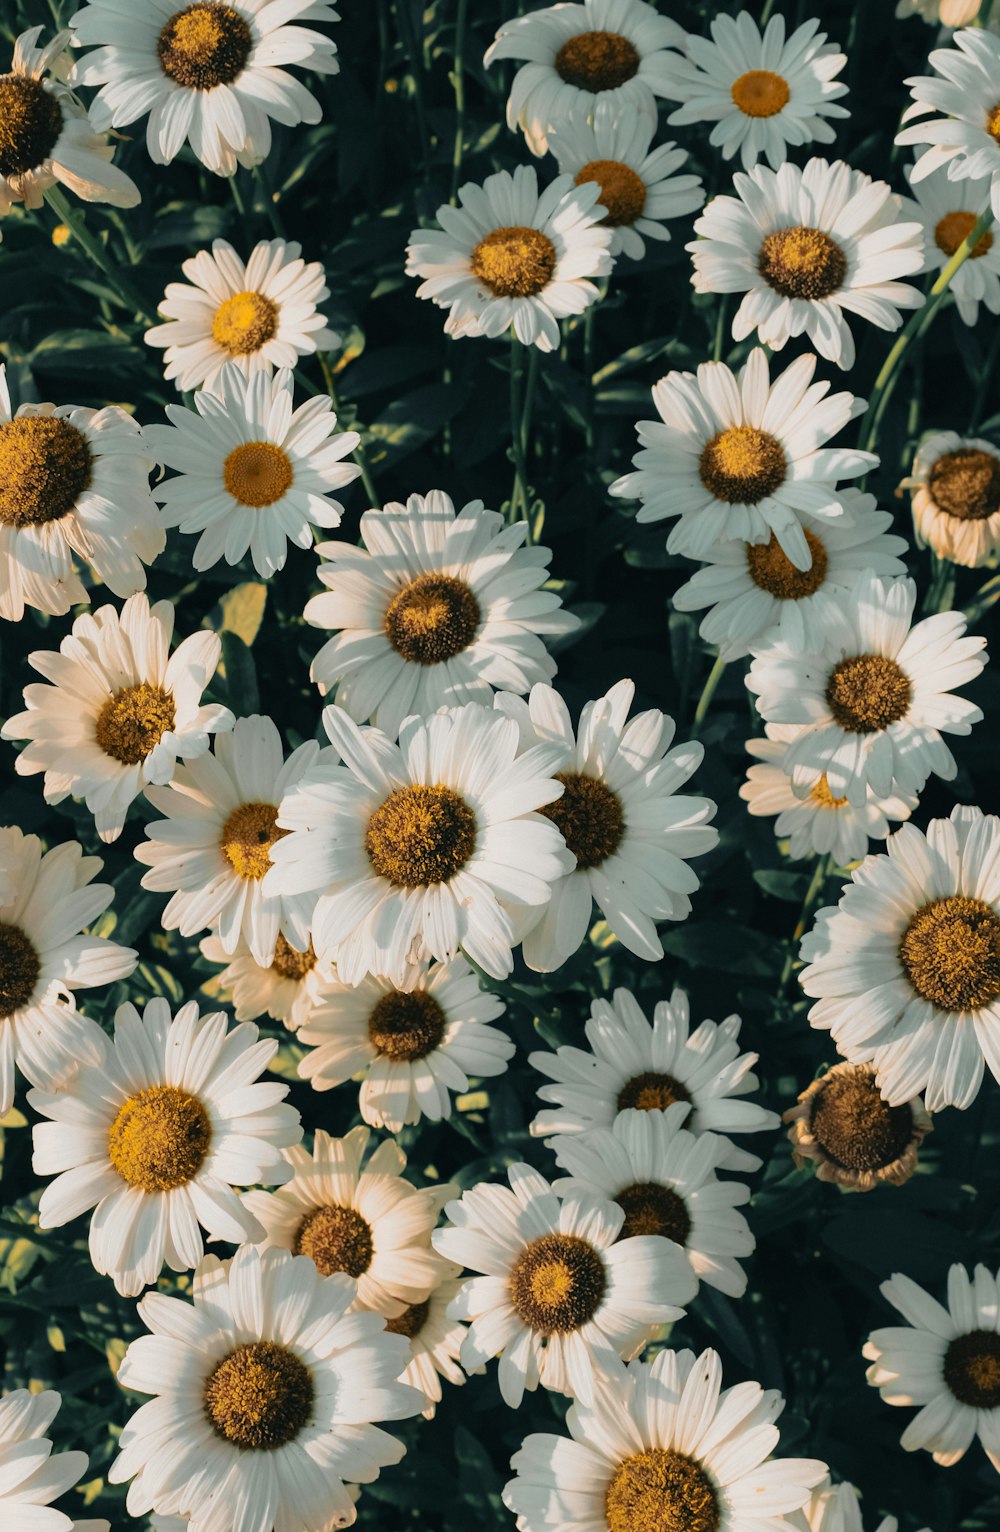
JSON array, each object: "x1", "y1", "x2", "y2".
[
  {"x1": 253, "y1": 162, "x2": 286, "y2": 239},
  {"x1": 395, "y1": 0, "x2": 432, "y2": 184},
  {"x1": 964, "y1": 569, "x2": 1000, "y2": 626},
  {"x1": 970, "y1": 319, "x2": 1000, "y2": 433},
  {"x1": 778, "y1": 852, "x2": 833, "y2": 993},
  {"x1": 712, "y1": 295, "x2": 730, "y2": 363},
  {"x1": 922, "y1": 551, "x2": 956, "y2": 617},
  {"x1": 981, "y1": 0, "x2": 996, "y2": 24},
  {"x1": 759, "y1": 0, "x2": 778, "y2": 22},
  {"x1": 691, "y1": 654, "x2": 726, "y2": 738},
  {"x1": 44, "y1": 187, "x2": 154, "y2": 325},
  {"x1": 507, "y1": 336, "x2": 540, "y2": 542},
  {"x1": 450, "y1": 0, "x2": 469, "y2": 205},
  {"x1": 317, "y1": 353, "x2": 380, "y2": 507}
]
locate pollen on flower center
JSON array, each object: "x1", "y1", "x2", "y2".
[
  {"x1": 223, "y1": 441, "x2": 293, "y2": 507},
  {"x1": 758, "y1": 225, "x2": 848, "y2": 301},
  {"x1": 220, "y1": 802, "x2": 287, "y2": 881},
  {"x1": 203, "y1": 1341, "x2": 314, "y2": 1450},
  {"x1": 470, "y1": 226, "x2": 557, "y2": 298},
  {"x1": 271, "y1": 934, "x2": 315, "y2": 981},
  {"x1": 899, "y1": 895, "x2": 1000, "y2": 1013},
  {"x1": 294, "y1": 1204, "x2": 374, "y2": 1278},
  {"x1": 808, "y1": 1068, "x2": 914, "y2": 1172},
  {"x1": 509, "y1": 1232, "x2": 607, "y2": 1334},
  {"x1": 158, "y1": 2, "x2": 253, "y2": 91},
  {"x1": 554, "y1": 30, "x2": 641, "y2": 92},
  {"x1": 95, "y1": 683, "x2": 177, "y2": 766},
  {"x1": 605, "y1": 1448, "x2": 721, "y2": 1532},
  {"x1": 746, "y1": 529, "x2": 828, "y2": 599},
  {"x1": 934, "y1": 209, "x2": 993, "y2": 260},
  {"x1": 943, "y1": 1330, "x2": 1000, "y2": 1409},
  {"x1": 0, "y1": 416, "x2": 92, "y2": 529},
  {"x1": 809, "y1": 774, "x2": 848, "y2": 810},
  {"x1": 929, "y1": 448, "x2": 1000, "y2": 521},
  {"x1": 365, "y1": 785, "x2": 477, "y2": 888},
  {"x1": 542, "y1": 772, "x2": 625, "y2": 871},
  {"x1": 616, "y1": 1181, "x2": 691, "y2": 1244},
  {"x1": 824, "y1": 654, "x2": 912, "y2": 734},
  {"x1": 385, "y1": 1299, "x2": 431, "y2": 1339},
  {"x1": 986, "y1": 101, "x2": 1000, "y2": 143},
  {"x1": 212, "y1": 290, "x2": 279, "y2": 356},
  {"x1": 0, "y1": 74, "x2": 64, "y2": 178},
  {"x1": 575, "y1": 159, "x2": 647, "y2": 227},
  {"x1": 730, "y1": 69, "x2": 791, "y2": 119},
  {"x1": 107, "y1": 1084, "x2": 212, "y2": 1192},
  {"x1": 368, "y1": 989, "x2": 447, "y2": 1062},
  {"x1": 617, "y1": 1071, "x2": 692, "y2": 1113},
  {"x1": 699, "y1": 425, "x2": 787, "y2": 505},
  {"x1": 383, "y1": 573, "x2": 481, "y2": 665},
  {"x1": 0, "y1": 922, "x2": 41, "y2": 1018}
]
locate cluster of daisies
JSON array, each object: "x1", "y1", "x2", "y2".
[{"x1": 1, "y1": 1, "x2": 1000, "y2": 1530}]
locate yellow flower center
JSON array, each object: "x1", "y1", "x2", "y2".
[
  {"x1": 95, "y1": 683, "x2": 176, "y2": 767},
  {"x1": 758, "y1": 225, "x2": 848, "y2": 301},
  {"x1": 107, "y1": 1084, "x2": 212, "y2": 1192},
  {"x1": 944, "y1": 1331, "x2": 1000, "y2": 1409},
  {"x1": 383, "y1": 573, "x2": 481, "y2": 665},
  {"x1": 223, "y1": 441, "x2": 293, "y2": 508},
  {"x1": 730, "y1": 69, "x2": 791, "y2": 119},
  {"x1": 294, "y1": 1204, "x2": 373, "y2": 1278},
  {"x1": 824, "y1": 653, "x2": 912, "y2": 735},
  {"x1": 808, "y1": 1068, "x2": 914, "y2": 1172},
  {"x1": 0, "y1": 416, "x2": 92, "y2": 529},
  {"x1": 157, "y1": 2, "x2": 253, "y2": 91},
  {"x1": 809, "y1": 774, "x2": 849, "y2": 810},
  {"x1": 541, "y1": 772, "x2": 625, "y2": 871},
  {"x1": 203, "y1": 1342, "x2": 314, "y2": 1450},
  {"x1": 986, "y1": 101, "x2": 1000, "y2": 143},
  {"x1": 746, "y1": 529, "x2": 828, "y2": 599},
  {"x1": 699, "y1": 425, "x2": 787, "y2": 505},
  {"x1": 365, "y1": 785, "x2": 477, "y2": 888},
  {"x1": 271, "y1": 934, "x2": 315, "y2": 981},
  {"x1": 606, "y1": 1448, "x2": 721, "y2": 1532},
  {"x1": 0, "y1": 75, "x2": 64, "y2": 178},
  {"x1": 385, "y1": 1298, "x2": 431, "y2": 1339},
  {"x1": 219, "y1": 802, "x2": 287, "y2": 882},
  {"x1": 928, "y1": 447, "x2": 1000, "y2": 522},
  {"x1": 211, "y1": 290, "x2": 279, "y2": 357},
  {"x1": 899, "y1": 895, "x2": 1000, "y2": 1013},
  {"x1": 470, "y1": 226, "x2": 557, "y2": 298},
  {"x1": 509, "y1": 1233, "x2": 606, "y2": 1334},
  {"x1": 616, "y1": 1182, "x2": 691, "y2": 1244},
  {"x1": 367, "y1": 988, "x2": 447, "y2": 1062},
  {"x1": 554, "y1": 30, "x2": 641, "y2": 92},
  {"x1": 934, "y1": 209, "x2": 993, "y2": 260},
  {"x1": 616, "y1": 1071, "x2": 692, "y2": 1113},
  {"x1": 0, "y1": 923, "x2": 40, "y2": 1018},
  {"x1": 575, "y1": 159, "x2": 647, "y2": 227}
]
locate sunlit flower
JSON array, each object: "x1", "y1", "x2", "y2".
[
  {"x1": 896, "y1": 27, "x2": 1000, "y2": 222},
  {"x1": 900, "y1": 163, "x2": 1000, "y2": 326},
  {"x1": 901, "y1": 429, "x2": 1000, "y2": 567},
  {"x1": 0, "y1": 1387, "x2": 109, "y2": 1532},
  {"x1": 386, "y1": 1259, "x2": 468, "y2": 1421},
  {"x1": 784, "y1": 1062, "x2": 932, "y2": 1191},
  {"x1": 795, "y1": 1476, "x2": 915, "y2": 1532},
  {"x1": 200, "y1": 930, "x2": 327, "y2": 1031}
]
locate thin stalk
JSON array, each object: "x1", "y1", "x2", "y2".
[
  {"x1": 712, "y1": 295, "x2": 730, "y2": 363},
  {"x1": 253, "y1": 162, "x2": 286, "y2": 239},
  {"x1": 964, "y1": 569, "x2": 1000, "y2": 626},
  {"x1": 44, "y1": 187, "x2": 154, "y2": 325},
  {"x1": 760, "y1": 0, "x2": 778, "y2": 22},
  {"x1": 691, "y1": 654, "x2": 726, "y2": 737},
  {"x1": 778, "y1": 852, "x2": 833, "y2": 992},
  {"x1": 508, "y1": 331, "x2": 527, "y2": 531},
  {"x1": 450, "y1": 0, "x2": 469, "y2": 205},
  {"x1": 317, "y1": 353, "x2": 380, "y2": 507},
  {"x1": 981, "y1": 0, "x2": 996, "y2": 24},
  {"x1": 922, "y1": 552, "x2": 956, "y2": 617},
  {"x1": 395, "y1": 0, "x2": 433, "y2": 183},
  {"x1": 971, "y1": 319, "x2": 1000, "y2": 432}
]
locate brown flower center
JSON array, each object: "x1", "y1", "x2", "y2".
[
  {"x1": 575, "y1": 159, "x2": 647, "y2": 227},
  {"x1": 542, "y1": 772, "x2": 625, "y2": 871},
  {"x1": 271, "y1": 934, "x2": 315, "y2": 981},
  {"x1": 365, "y1": 785, "x2": 477, "y2": 888},
  {"x1": 928, "y1": 447, "x2": 1000, "y2": 522},
  {"x1": 617, "y1": 1071, "x2": 692, "y2": 1113},
  {"x1": 223, "y1": 442, "x2": 293, "y2": 507},
  {"x1": 220, "y1": 802, "x2": 287, "y2": 882},
  {"x1": 554, "y1": 31, "x2": 640, "y2": 92},
  {"x1": 616, "y1": 1182, "x2": 691, "y2": 1245},
  {"x1": 808, "y1": 1069, "x2": 914, "y2": 1172},
  {"x1": 158, "y1": 3, "x2": 253, "y2": 91},
  {"x1": 0, "y1": 416, "x2": 92, "y2": 529},
  {"x1": 203, "y1": 1342, "x2": 313, "y2": 1450},
  {"x1": 385, "y1": 1299, "x2": 431, "y2": 1339},
  {"x1": 0, "y1": 75, "x2": 64, "y2": 178},
  {"x1": 95, "y1": 683, "x2": 177, "y2": 766},
  {"x1": 470, "y1": 225, "x2": 558, "y2": 298},
  {"x1": 606, "y1": 1448, "x2": 721, "y2": 1532},
  {"x1": 730, "y1": 69, "x2": 791, "y2": 119},
  {"x1": 809, "y1": 774, "x2": 849, "y2": 809},
  {"x1": 746, "y1": 529, "x2": 828, "y2": 599},
  {"x1": 944, "y1": 1330, "x2": 1000, "y2": 1409},
  {"x1": 368, "y1": 988, "x2": 447, "y2": 1061},
  {"x1": 0, "y1": 923, "x2": 41, "y2": 1018},
  {"x1": 899, "y1": 895, "x2": 1000, "y2": 1013},
  {"x1": 934, "y1": 209, "x2": 993, "y2": 260},
  {"x1": 509, "y1": 1232, "x2": 606, "y2": 1334},
  {"x1": 383, "y1": 573, "x2": 481, "y2": 665},
  {"x1": 824, "y1": 654, "x2": 912, "y2": 734},
  {"x1": 758, "y1": 226, "x2": 849, "y2": 301},
  {"x1": 699, "y1": 426, "x2": 787, "y2": 504},
  {"x1": 211, "y1": 290, "x2": 278, "y2": 357},
  {"x1": 107, "y1": 1084, "x2": 212, "y2": 1192},
  {"x1": 294, "y1": 1204, "x2": 373, "y2": 1278}
]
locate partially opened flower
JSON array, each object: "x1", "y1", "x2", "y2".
[
  {"x1": 900, "y1": 163, "x2": 1000, "y2": 327},
  {"x1": 784, "y1": 1062, "x2": 932, "y2": 1192},
  {"x1": 797, "y1": 1476, "x2": 916, "y2": 1532},
  {"x1": 200, "y1": 931, "x2": 325, "y2": 1031},
  {"x1": 0, "y1": 1387, "x2": 109, "y2": 1532},
  {"x1": 896, "y1": 27, "x2": 1000, "y2": 220},
  {"x1": 384, "y1": 1257, "x2": 468, "y2": 1420},
  {"x1": 901, "y1": 429, "x2": 1000, "y2": 567}
]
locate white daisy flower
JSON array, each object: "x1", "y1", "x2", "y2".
[
  {"x1": 264, "y1": 702, "x2": 575, "y2": 985},
  {"x1": 688, "y1": 159, "x2": 926, "y2": 372},
  {"x1": 783, "y1": 1062, "x2": 932, "y2": 1193},
  {"x1": 900, "y1": 163, "x2": 1000, "y2": 326},
  {"x1": 0, "y1": 1388, "x2": 108, "y2": 1532},
  {"x1": 0, "y1": 824, "x2": 136, "y2": 1116},
  {"x1": 306, "y1": 489, "x2": 579, "y2": 740},
  {"x1": 901, "y1": 428, "x2": 1000, "y2": 568},
  {"x1": 495, "y1": 680, "x2": 718, "y2": 970},
  {"x1": 864, "y1": 1262, "x2": 1000, "y2": 1469},
  {"x1": 503, "y1": 1344, "x2": 827, "y2": 1532},
  {"x1": 432, "y1": 1161, "x2": 696, "y2": 1409},
  {"x1": 529, "y1": 986, "x2": 780, "y2": 1172},
  {"x1": 244, "y1": 1126, "x2": 450, "y2": 1320},
  {"x1": 144, "y1": 238, "x2": 339, "y2": 393},
  {"x1": 661, "y1": 13, "x2": 848, "y2": 173},
  {"x1": 200, "y1": 930, "x2": 324, "y2": 1031},
  {"x1": 484, "y1": 0, "x2": 686, "y2": 157},
  {"x1": 801, "y1": 804, "x2": 1000, "y2": 1111},
  {"x1": 384, "y1": 1260, "x2": 468, "y2": 1421},
  {"x1": 151, "y1": 1495, "x2": 361, "y2": 1532},
  {"x1": 673, "y1": 490, "x2": 908, "y2": 662},
  {"x1": 746, "y1": 570, "x2": 988, "y2": 806},
  {"x1": 30, "y1": 995, "x2": 301, "y2": 1298},
  {"x1": 405, "y1": 165, "x2": 614, "y2": 351},
  {"x1": 896, "y1": 27, "x2": 1000, "y2": 221},
  {"x1": 610, "y1": 349, "x2": 876, "y2": 569},
  {"x1": 296, "y1": 955, "x2": 515, "y2": 1134},
  {"x1": 740, "y1": 726, "x2": 918, "y2": 865},
  {"x1": 0, "y1": 26, "x2": 138, "y2": 213},
  {"x1": 2, "y1": 593, "x2": 234, "y2": 843},
  {"x1": 71, "y1": 0, "x2": 341, "y2": 178},
  {"x1": 795, "y1": 1476, "x2": 916, "y2": 1532},
  {"x1": 109, "y1": 1243, "x2": 422, "y2": 1532},
  {"x1": 548, "y1": 99, "x2": 703, "y2": 259},
  {"x1": 135, "y1": 712, "x2": 330, "y2": 968},
  {"x1": 551, "y1": 1103, "x2": 754, "y2": 1299},
  {"x1": 144, "y1": 365, "x2": 360, "y2": 580},
  {"x1": 0, "y1": 366, "x2": 163, "y2": 623}
]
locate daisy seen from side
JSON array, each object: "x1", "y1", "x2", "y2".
[
  {"x1": 896, "y1": 27, "x2": 1000, "y2": 221},
  {"x1": 901, "y1": 429, "x2": 1000, "y2": 568},
  {"x1": 200, "y1": 930, "x2": 324, "y2": 1031},
  {"x1": 385, "y1": 1259, "x2": 469, "y2": 1421},
  {"x1": 783, "y1": 1062, "x2": 932, "y2": 1192},
  {"x1": 900, "y1": 163, "x2": 1000, "y2": 326},
  {"x1": 0, "y1": 1387, "x2": 109, "y2": 1532},
  {"x1": 795, "y1": 1477, "x2": 917, "y2": 1532}
]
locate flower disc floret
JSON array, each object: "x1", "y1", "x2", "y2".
[
  {"x1": 509, "y1": 1232, "x2": 606, "y2": 1334},
  {"x1": 747, "y1": 531, "x2": 828, "y2": 599},
  {"x1": 470, "y1": 225, "x2": 558, "y2": 297},
  {"x1": 698, "y1": 426, "x2": 787, "y2": 504},
  {"x1": 542, "y1": 772, "x2": 625, "y2": 870},
  {"x1": 899, "y1": 895, "x2": 1000, "y2": 1012},
  {"x1": 929, "y1": 448, "x2": 1000, "y2": 520},
  {"x1": 554, "y1": 31, "x2": 640, "y2": 92},
  {"x1": 0, "y1": 415, "x2": 92, "y2": 527},
  {"x1": 606, "y1": 1448, "x2": 721, "y2": 1532},
  {"x1": 617, "y1": 1182, "x2": 691, "y2": 1244},
  {"x1": 731, "y1": 69, "x2": 790, "y2": 119},
  {"x1": 108, "y1": 1084, "x2": 212, "y2": 1192},
  {"x1": 95, "y1": 683, "x2": 177, "y2": 766},
  {"x1": 758, "y1": 225, "x2": 848, "y2": 300},
  {"x1": 157, "y1": 2, "x2": 252, "y2": 90},
  {"x1": 576, "y1": 158, "x2": 647, "y2": 225},
  {"x1": 294, "y1": 1204, "x2": 374, "y2": 1278},
  {"x1": 203, "y1": 1341, "x2": 314, "y2": 1449},
  {"x1": 808, "y1": 1070, "x2": 914, "y2": 1173},
  {"x1": 384, "y1": 574, "x2": 481, "y2": 665},
  {"x1": 365, "y1": 785, "x2": 477, "y2": 887},
  {"x1": 212, "y1": 290, "x2": 279, "y2": 356},
  {"x1": 944, "y1": 1331, "x2": 1000, "y2": 1409},
  {"x1": 0, "y1": 921, "x2": 40, "y2": 1016},
  {"x1": 368, "y1": 989, "x2": 447, "y2": 1061},
  {"x1": 824, "y1": 654, "x2": 912, "y2": 734},
  {"x1": 0, "y1": 74, "x2": 62, "y2": 177}
]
